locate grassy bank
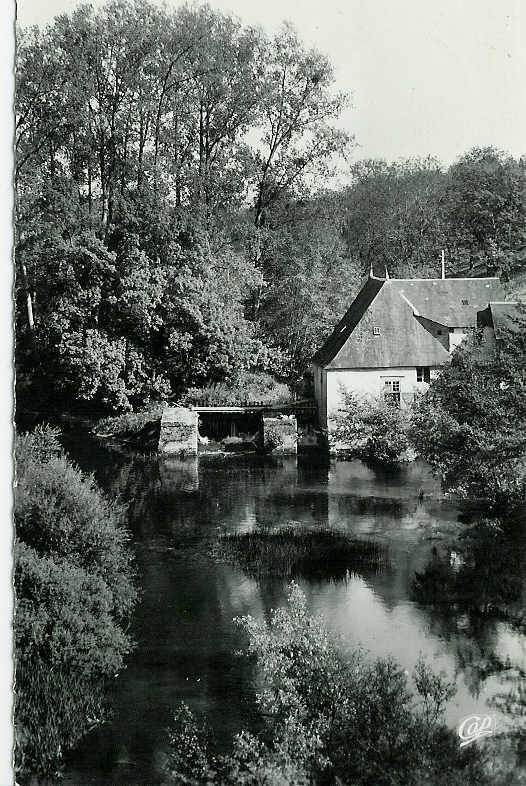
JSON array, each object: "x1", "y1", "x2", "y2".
[
  {"x1": 214, "y1": 526, "x2": 385, "y2": 580},
  {"x1": 94, "y1": 406, "x2": 164, "y2": 449}
]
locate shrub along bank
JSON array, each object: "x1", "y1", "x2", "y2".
[
  {"x1": 164, "y1": 583, "x2": 519, "y2": 786},
  {"x1": 14, "y1": 426, "x2": 137, "y2": 779},
  {"x1": 332, "y1": 309, "x2": 526, "y2": 512},
  {"x1": 331, "y1": 392, "x2": 415, "y2": 465}
]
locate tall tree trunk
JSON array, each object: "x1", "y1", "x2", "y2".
[
  {"x1": 173, "y1": 117, "x2": 180, "y2": 207},
  {"x1": 138, "y1": 113, "x2": 146, "y2": 190},
  {"x1": 99, "y1": 138, "x2": 107, "y2": 227},
  {"x1": 87, "y1": 161, "x2": 92, "y2": 214},
  {"x1": 198, "y1": 99, "x2": 205, "y2": 205},
  {"x1": 20, "y1": 259, "x2": 35, "y2": 333}
]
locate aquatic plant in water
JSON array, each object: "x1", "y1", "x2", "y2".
[{"x1": 214, "y1": 525, "x2": 386, "y2": 581}]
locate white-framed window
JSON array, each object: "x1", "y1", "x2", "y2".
[
  {"x1": 416, "y1": 366, "x2": 431, "y2": 383},
  {"x1": 384, "y1": 379, "x2": 401, "y2": 406},
  {"x1": 373, "y1": 326, "x2": 381, "y2": 335}
]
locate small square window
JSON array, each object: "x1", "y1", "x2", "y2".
[
  {"x1": 461, "y1": 299, "x2": 469, "y2": 305},
  {"x1": 416, "y1": 367, "x2": 431, "y2": 383},
  {"x1": 373, "y1": 326, "x2": 381, "y2": 335},
  {"x1": 437, "y1": 329, "x2": 442, "y2": 336}
]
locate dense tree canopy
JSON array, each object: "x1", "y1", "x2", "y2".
[
  {"x1": 343, "y1": 149, "x2": 526, "y2": 279},
  {"x1": 15, "y1": 1, "x2": 526, "y2": 414},
  {"x1": 15, "y1": 0, "x2": 353, "y2": 412}
]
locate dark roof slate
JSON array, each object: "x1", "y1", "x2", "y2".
[
  {"x1": 312, "y1": 276, "x2": 383, "y2": 366},
  {"x1": 388, "y1": 278, "x2": 504, "y2": 326},
  {"x1": 313, "y1": 275, "x2": 504, "y2": 370}
]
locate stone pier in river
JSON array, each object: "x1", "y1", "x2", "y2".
[
  {"x1": 262, "y1": 414, "x2": 297, "y2": 455},
  {"x1": 158, "y1": 407, "x2": 198, "y2": 456},
  {"x1": 158, "y1": 406, "x2": 299, "y2": 455}
]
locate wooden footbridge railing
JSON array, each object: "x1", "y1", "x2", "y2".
[{"x1": 190, "y1": 398, "x2": 317, "y2": 416}]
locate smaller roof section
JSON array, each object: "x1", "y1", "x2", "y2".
[
  {"x1": 388, "y1": 277, "x2": 504, "y2": 327},
  {"x1": 477, "y1": 302, "x2": 525, "y2": 339}
]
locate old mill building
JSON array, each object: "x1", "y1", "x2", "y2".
[{"x1": 312, "y1": 271, "x2": 505, "y2": 431}]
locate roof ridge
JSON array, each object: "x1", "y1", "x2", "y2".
[
  {"x1": 388, "y1": 277, "x2": 500, "y2": 282},
  {"x1": 398, "y1": 291, "x2": 420, "y2": 314}
]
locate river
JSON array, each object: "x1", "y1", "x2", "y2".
[{"x1": 53, "y1": 440, "x2": 526, "y2": 785}]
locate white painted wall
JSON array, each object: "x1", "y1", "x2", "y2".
[
  {"x1": 449, "y1": 327, "x2": 470, "y2": 351},
  {"x1": 325, "y1": 366, "x2": 438, "y2": 431}
]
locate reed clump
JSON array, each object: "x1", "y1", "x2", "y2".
[{"x1": 215, "y1": 526, "x2": 385, "y2": 581}]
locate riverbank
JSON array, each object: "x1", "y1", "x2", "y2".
[{"x1": 45, "y1": 439, "x2": 525, "y2": 786}]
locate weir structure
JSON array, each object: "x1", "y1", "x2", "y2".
[{"x1": 158, "y1": 402, "x2": 315, "y2": 456}]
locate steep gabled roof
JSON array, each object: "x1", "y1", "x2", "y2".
[
  {"x1": 312, "y1": 276, "x2": 384, "y2": 366},
  {"x1": 313, "y1": 275, "x2": 505, "y2": 370}
]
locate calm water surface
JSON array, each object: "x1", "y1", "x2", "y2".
[{"x1": 53, "y1": 440, "x2": 526, "y2": 785}]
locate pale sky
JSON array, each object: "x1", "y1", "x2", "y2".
[{"x1": 16, "y1": 0, "x2": 526, "y2": 166}]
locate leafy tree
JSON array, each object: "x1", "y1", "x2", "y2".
[
  {"x1": 255, "y1": 192, "x2": 362, "y2": 380},
  {"x1": 342, "y1": 157, "x2": 448, "y2": 277},
  {"x1": 16, "y1": 4, "x2": 526, "y2": 411},
  {"x1": 164, "y1": 583, "x2": 501, "y2": 786},
  {"x1": 251, "y1": 23, "x2": 350, "y2": 229},
  {"x1": 340, "y1": 148, "x2": 526, "y2": 281},
  {"x1": 411, "y1": 311, "x2": 526, "y2": 507},
  {"x1": 444, "y1": 147, "x2": 526, "y2": 277},
  {"x1": 16, "y1": 1, "x2": 352, "y2": 408}
]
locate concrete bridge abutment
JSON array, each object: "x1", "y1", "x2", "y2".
[
  {"x1": 158, "y1": 406, "x2": 300, "y2": 456},
  {"x1": 262, "y1": 414, "x2": 297, "y2": 455},
  {"x1": 158, "y1": 407, "x2": 198, "y2": 456}
]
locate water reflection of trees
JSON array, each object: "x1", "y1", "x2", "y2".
[
  {"x1": 412, "y1": 510, "x2": 526, "y2": 698},
  {"x1": 59, "y1": 442, "x2": 526, "y2": 779}
]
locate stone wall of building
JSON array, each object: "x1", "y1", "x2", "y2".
[
  {"x1": 262, "y1": 415, "x2": 297, "y2": 455},
  {"x1": 158, "y1": 407, "x2": 198, "y2": 456}
]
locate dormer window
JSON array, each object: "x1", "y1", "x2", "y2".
[{"x1": 373, "y1": 326, "x2": 381, "y2": 336}]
